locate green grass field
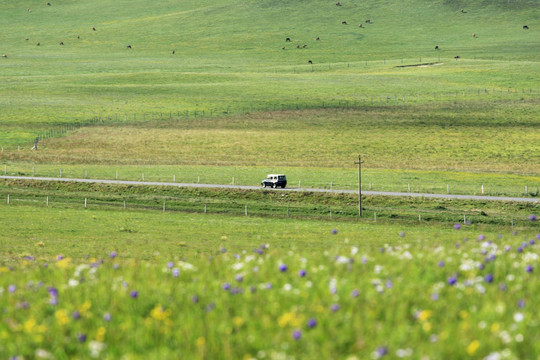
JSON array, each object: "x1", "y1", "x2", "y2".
[{"x1": 1, "y1": 0, "x2": 540, "y2": 358}]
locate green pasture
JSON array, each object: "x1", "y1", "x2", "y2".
[{"x1": 1, "y1": 202, "x2": 539, "y2": 358}]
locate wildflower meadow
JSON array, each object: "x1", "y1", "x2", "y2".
[{"x1": 1, "y1": 225, "x2": 539, "y2": 359}]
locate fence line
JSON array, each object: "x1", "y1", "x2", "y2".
[{"x1": 2, "y1": 193, "x2": 534, "y2": 227}]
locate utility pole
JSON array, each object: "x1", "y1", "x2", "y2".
[{"x1": 354, "y1": 155, "x2": 364, "y2": 217}]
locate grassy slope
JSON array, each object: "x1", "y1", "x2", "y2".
[{"x1": 0, "y1": 0, "x2": 538, "y2": 133}]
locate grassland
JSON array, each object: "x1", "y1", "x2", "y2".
[{"x1": 0, "y1": 0, "x2": 539, "y2": 357}]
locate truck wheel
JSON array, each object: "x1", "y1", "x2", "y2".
[
  {"x1": 272, "y1": 183, "x2": 277, "y2": 188},
  {"x1": 262, "y1": 183, "x2": 266, "y2": 188}
]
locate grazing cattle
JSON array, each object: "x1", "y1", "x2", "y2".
[
  {"x1": 461, "y1": 9, "x2": 467, "y2": 13},
  {"x1": 472, "y1": 33, "x2": 476, "y2": 38},
  {"x1": 282, "y1": 46, "x2": 285, "y2": 50},
  {"x1": 308, "y1": 60, "x2": 312, "y2": 64},
  {"x1": 316, "y1": 36, "x2": 320, "y2": 41},
  {"x1": 46, "y1": 2, "x2": 51, "y2": 5},
  {"x1": 127, "y1": 45, "x2": 132, "y2": 49},
  {"x1": 77, "y1": 35, "x2": 80, "y2": 39},
  {"x1": 523, "y1": 25, "x2": 529, "y2": 29},
  {"x1": 302, "y1": 44, "x2": 307, "y2": 48},
  {"x1": 27, "y1": 8, "x2": 31, "y2": 12},
  {"x1": 2, "y1": 54, "x2": 7, "y2": 58},
  {"x1": 286, "y1": 37, "x2": 291, "y2": 42},
  {"x1": 342, "y1": 21, "x2": 348, "y2": 25},
  {"x1": 296, "y1": 44, "x2": 300, "y2": 48},
  {"x1": 365, "y1": 19, "x2": 371, "y2": 23},
  {"x1": 336, "y1": 2, "x2": 341, "y2": 6},
  {"x1": 59, "y1": 41, "x2": 64, "y2": 45},
  {"x1": 454, "y1": 55, "x2": 460, "y2": 59},
  {"x1": 359, "y1": 23, "x2": 363, "y2": 28},
  {"x1": 37, "y1": 42, "x2": 40, "y2": 46},
  {"x1": 172, "y1": 50, "x2": 175, "y2": 54},
  {"x1": 92, "y1": 27, "x2": 96, "y2": 31},
  {"x1": 25, "y1": 38, "x2": 29, "y2": 41},
  {"x1": 435, "y1": 45, "x2": 439, "y2": 50}
]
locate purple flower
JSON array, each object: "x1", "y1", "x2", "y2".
[
  {"x1": 130, "y1": 290, "x2": 138, "y2": 299},
  {"x1": 499, "y1": 283, "x2": 507, "y2": 291},
  {"x1": 72, "y1": 311, "x2": 80, "y2": 319},
  {"x1": 113, "y1": 264, "x2": 120, "y2": 269},
  {"x1": 454, "y1": 223, "x2": 461, "y2": 230},
  {"x1": 172, "y1": 268, "x2": 180, "y2": 277},
  {"x1": 526, "y1": 265, "x2": 533, "y2": 273},
  {"x1": 504, "y1": 245, "x2": 511, "y2": 252},
  {"x1": 307, "y1": 318, "x2": 317, "y2": 328},
  {"x1": 57, "y1": 255, "x2": 64, "y2": 260},
  {"x1": 485, "y1": 274, "x2": 494, "y2": 283},
  {"x1": 529, "y1": 214, "x2": 537, "y2": 221},
  {"x1": 376, "y1": 346, "x2": 388, "y2": 357},
  {"x1": 448, "y1": 276, "x2": 457, "y2": 286},
  {"x1": 253, "y1": 248, "x2": 263, "y2": 255},
  {"x1": 431, "y1": 293, "x2": 439, "y2": 301},
  {"x1": 478, "y1": 234, "x2": 485, "y2": 241},
  {"x1": 438, "y1": 261, "x2": 445, "y2": 268},
  {"x1": 77, "y1": 333, "x2": 87, "y2": 343},
  {"x1": 292, "y1": 330, "x2": 302, "y2": 340},
  {"x1": 235, "y1": 275, "x2": 243, "y2": 282},
  {"x1": 298, "y1": 269, "x2": 307, "y2": 277},
  {"x1": 478, "y1": 263, "x2": 485, "y2": 270},
  {"x1": 220, "y1": 247, "x2": 227, "y2": 253},
  {"x1": 537, "y1": 234, "x2": 540, "y2": 240},
  {"x1": 331, "y1": 229, "x2": 338, "y2": 235},
  {"x1": 109, "y1": 251, "x2": 117, "y2": 259},
  {"x1": 530, "y1": 239, "x2": 536, "y2": 246},
  {"x1": 222, "y1": 283, "x2": 232, "y2": 291},
  {"x1": 351, "y1": 289, "x2": 360, "y2": 298},
  {"x1": 399, "y1": 231, "x2": 405, "y2": 237},
  {"x1": 517, "y1": 299, "x2": 525, "y2": 308},
  {"x1": 517, "y1": 247, "x2": 523, "y2": 253},
  {"x1": 279, "y1": 264, "x2": 288, "y2": 272},
  {"x1": 385, "y1": 280, "x2": 393, "y2": 289},
  {"x1": 167, "y1": 261, "x2": 174, "y2": 268},
  {"x1": 8, "y1": 285, "x2": 16, "y2": 293},
  {"x1": 103, "y1": 313, "x2": 112, "y2": 322},
  {"x1": 191, "y1": 295, "x2": 199, "y2": 303},
  {"x1": 330, "y1": 304, "x2": 340, "y2": 312},
  {"x1": 265, "y1": 283, "x2": 273, "y2": 289}
]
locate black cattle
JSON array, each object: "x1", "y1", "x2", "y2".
[
  {"x1": 523, "y1": 25, "x2": 529, "y2": 29},
  {"x1": 59, "y1": 41, "x2": 64, "y2": 45},
  {"x1": 365, "y1": 19, "x2": 371, "y2": 23},
  {"x1": 92, "y1": 27, "x2": 96, "y2": 31},
  {"x1": 172, "y1": 50, "x2": 175, "y2": 54},
  {"x1": 127, "y1": 45, "x2": 132, "y2": 49},
  {"x1": 435, "y1": 45, "x2": 439, "y2": 50},
  {"x1": 46, "y1": 2, "x2": 51, "y2": 5},
  {"x1": 336, "y1": 2, "x2": 341, "y2": 6},
  {"x1": 454, "y1": 55, "x2": 460, "y2": 59},
  {"x1": 37, "y1": 42, "x2": 40, "y2": 46},
  {"x1": 286, "y1": 37, "x2": 291, "y2": 42},
  {"x1": 342, "y1": 21, "x2": 348, "y2": 25},
  {"x1": 308, "y1": 60, "x2": 312, "y2": 64},
  {"x1": 316, "y1": 37, "x2": 320, "y2": 41}
]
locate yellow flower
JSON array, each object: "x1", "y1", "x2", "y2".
[
  {"x1": 277, "y1": 312, "x2": 303, "y2": 328},
  {"x1": 55, "y1": 257, "x2": 72, "y2": 269},
  {"x1": 459, "y1": 310, "x2": 469, "y2": 319},
  {"x1": 150, "y1": 305, "x2": 172, "y2": 321},
  {"x1": 96, "y1": 326, "x2": 106, "y2": 342},
  {"x1": 35, "y1": 241, "x2": 45, "y2": 247},
  {"x1": 196, "y1": 337, "x2": 206, "y2": 347},
  {"x1": 24, "y1": 318, "x2": 36, "y2": 333},
  {"x1": 55, "y1": 309, "x2": 69, "y2": 325},
  {"x1": 0, "y1": 266, "x2": 9, "y2": 273},
  {"x1": 422, "y1": 322, "x2": 432, "y2": 332},
  {"x1": 466, "y1": 340, "x2": 480, "y2": 356},
  {"x1": 233, "y1": 316, "x2": 245, "y2": 327},
  {"x1": 490, "y1": 323, "x2": 500, "y2": 333},
  {"x1": 417, "y1": 310, "x2": 433, "y2": 322},
  {"x1": 78, "y1": 301, "x2": 92, "y2": 316}
]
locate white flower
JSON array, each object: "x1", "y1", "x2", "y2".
[
  {"x1": 89, "y1": 341, "x2": 106, "y2": 358},
  {"x1": 515, "y1": 334, "x2": 524, "y2": 342},
  {"x1": 483, "y1": 352, "x2": 501, "y2": 360},
  {"x1": 351, "y1": 246, "x2": 358, "y2": 256},
  {"x1": 68, "y1": 279, "x2": 79, "y2": 287},
  {"x1": 177, "y1": 261, "x2": 196, "y2": 271},
  {"x1": 283, "y1": 284, "x2": 292, "y2": 291},
  {"x1": 35, "y1": 349, "x2": 53, "y2": 359},
  {"x1": 513, "y1": 312, "x2": 524, "y2": 322},
  {"x1": 231, "y1": 262, "x2": 244, "y2": 271}
]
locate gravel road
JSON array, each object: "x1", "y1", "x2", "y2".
[{"x1": 1, "y1": 175, "x2": 538, "y2": 203}]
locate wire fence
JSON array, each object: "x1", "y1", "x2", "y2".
[{"x1": 2, "y1": 192, "x2": 536, "y2": 228}]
